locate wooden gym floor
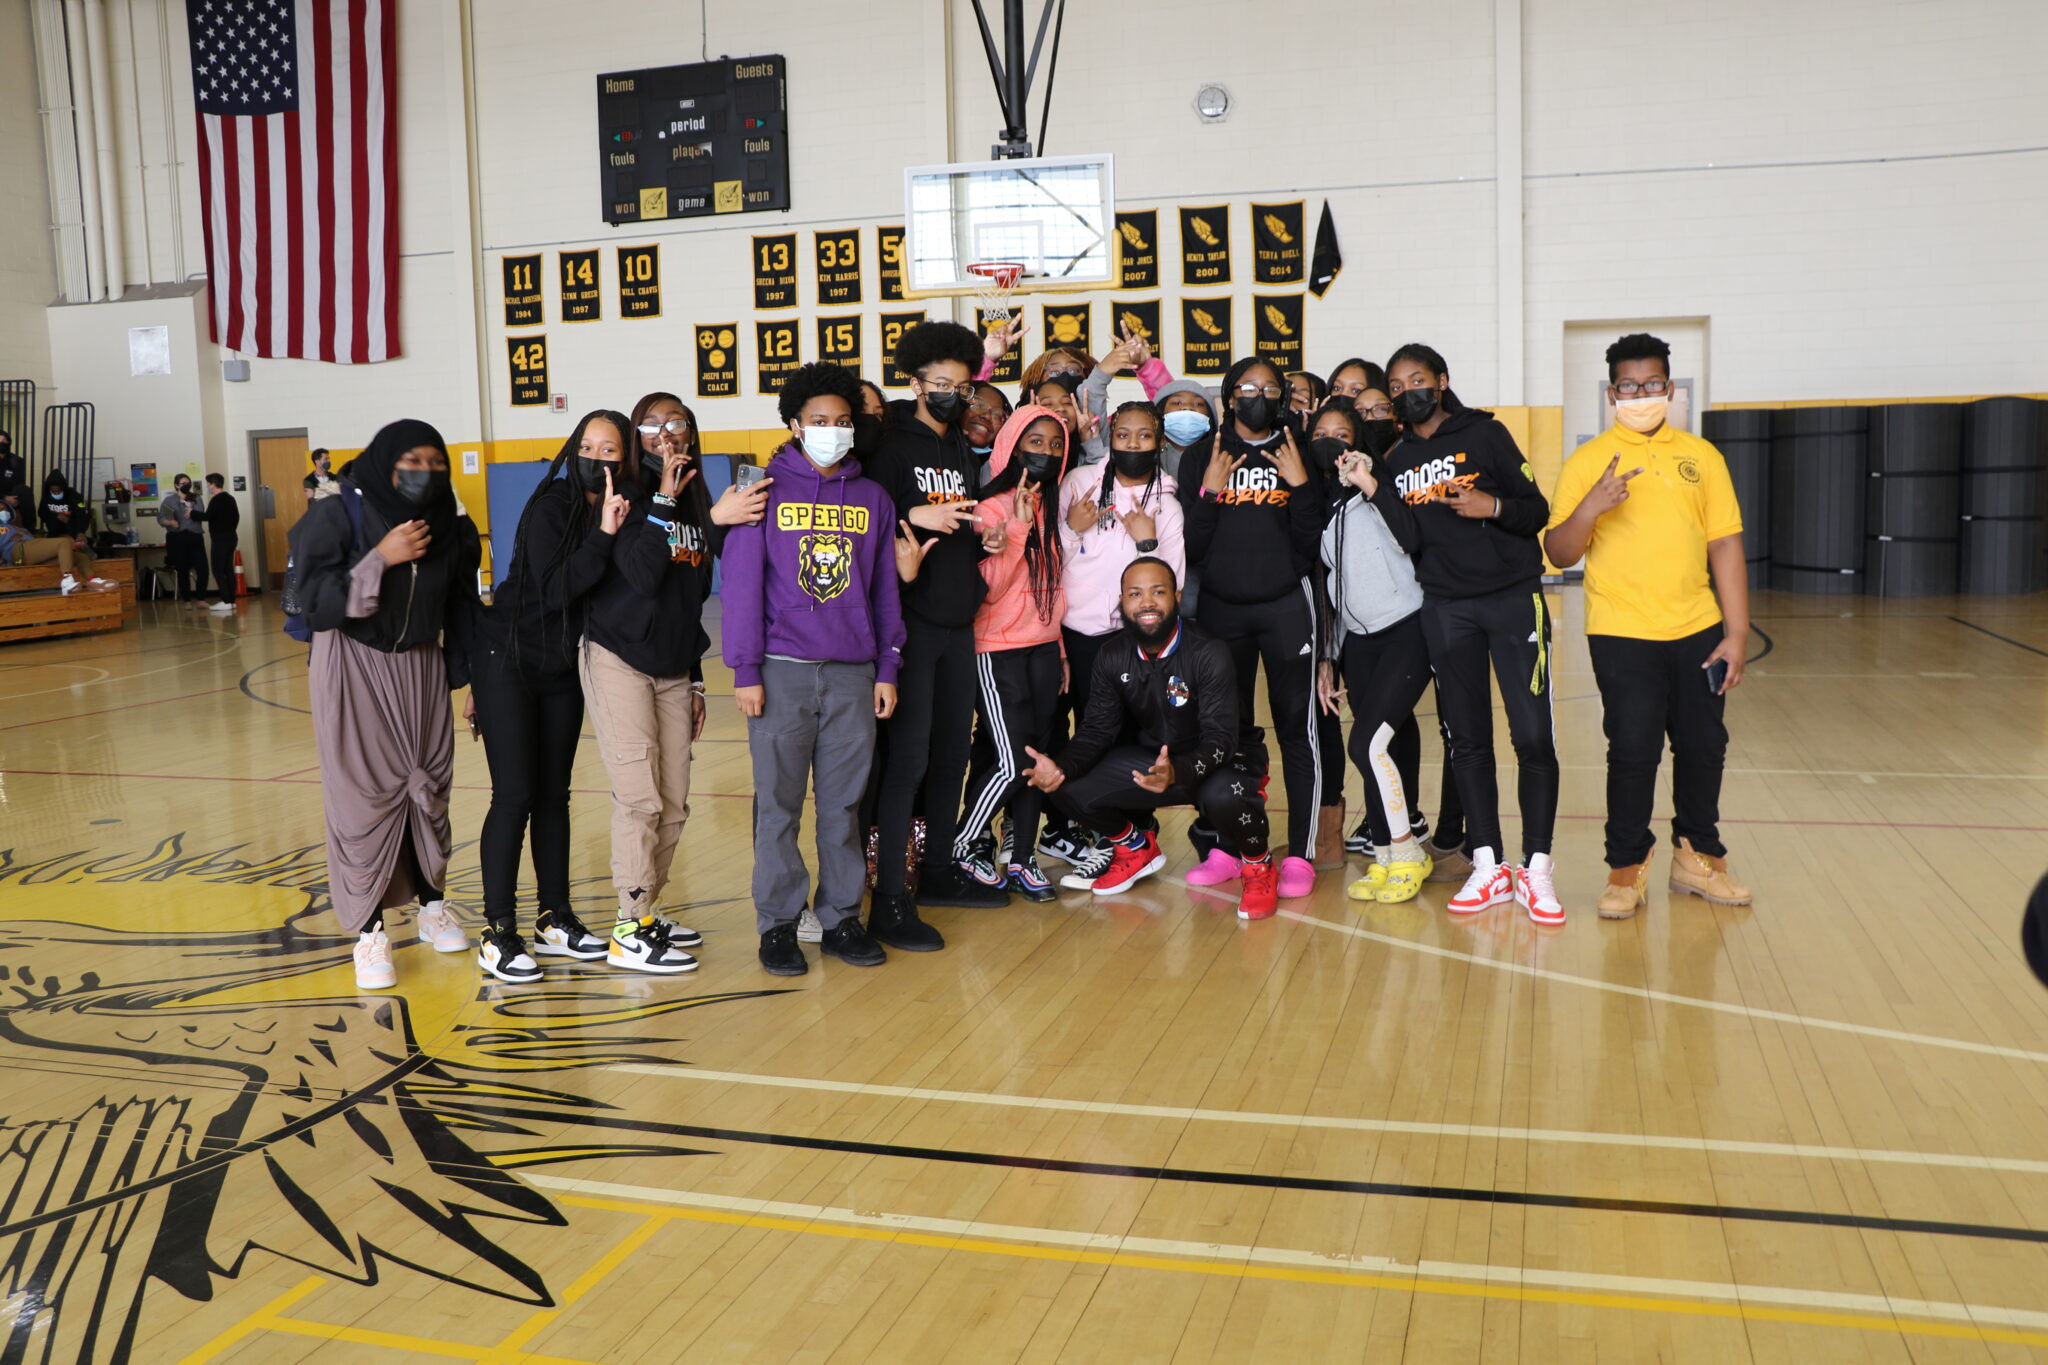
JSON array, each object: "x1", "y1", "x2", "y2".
[{"x1": 3, "y1": 586, "x2": 2047, "y2": 1364}]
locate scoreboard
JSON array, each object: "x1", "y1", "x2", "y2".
[{"x1": 597, "y1": 55, "x2": 790, "y2": 225}]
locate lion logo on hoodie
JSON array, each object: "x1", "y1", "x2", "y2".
[{"x1": 798, "y1": 531, "x2": 852, "y2": 602}]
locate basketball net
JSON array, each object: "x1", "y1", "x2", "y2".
[{"x1": 967, "y1": 261, "x2": 1025, "y2": 325}]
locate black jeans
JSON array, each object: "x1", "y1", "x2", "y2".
[
  {"x1": 1054, "y1": 744, "x2": 1271, "y2": 858},
  {"x1": 1340, "y1": 611, "x2": 1432, "y2": 848},
  {"x1": 471, "y1": 646, "x2": 585, "y2": 921},
  {"x1": 1420, "y1": 584, "x2": 1558, "y2": 863},
  {"x1": 875, "y1": 618, "x2": 980, "y2": 895},
  {"x1": 209, "y1": 531, "x2": 238, "y2": 601},
  {"x1": 1588, "y1": 625, "x2": 1729, "y2": 868},
  {"x1": 955, "y1": 640, "x2": 1063, "y2": 862},
  {"x1": 1199, "y1": 584, "x2": 1321, "y2": 855},
  {"x1": 167, "y1": 530, "x2": 207, "y2": 600}
]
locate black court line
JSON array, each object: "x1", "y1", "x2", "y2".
[
  {"x1": 431, "y1": 1101, "x2": 2048, "y2": 1247},
  {"x1": 1747, "y1": 623, "x2": 1774, "y2": 666},
  {"x1": 239, "y1": 653, "x2": 312, "y2": 714},
  {"x1": 1949, "y1": 615, "x2": 2048, "y2": 660}
]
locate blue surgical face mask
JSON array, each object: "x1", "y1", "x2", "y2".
[
  {"x1": 970, "y1": 444, "x2": 994, "y2": 457},
  {"x1": 1161, "y1": 410, "x2": 1212, "y2": 447},
  {"x1": 799, "y1": 425, "x2": 856, "y2": 466}
]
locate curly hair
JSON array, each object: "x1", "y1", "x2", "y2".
[
  {"x1": 1605, "y1": 332, "x2": 1671, "y2": 381},
  {"x1": 1018, "y1": 347, "x2": 1096, "y2": 393},
  {"x1": 892, "y1": 320, "x2": 983, "y2": 379},
  {"x1": 776, "y1": 362, "x2": 865, "y2": 424}
]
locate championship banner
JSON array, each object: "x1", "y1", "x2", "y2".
[
  {"x1": 1178, "y1": 205, "x2": 1231, "y2": 287},
  {"x1": 877, "y1": 225, "x2": 907, "y2": 302},
  {"x1": 695, "y1": 323, "x2": 739, "y2": 398},
  {"x1": 1253, "y1": 294, "x2": 1305, "y2": 374},
  {"x1": 1110, "y1": 300, "x2": 1162, "y2": 354},
  {"x1": 756, "y1": 320, "x2": 801, "y2": 394},
  {"x1": 753, "y1": 233, "x2": 797, "y2": 309},
  {"x1": 981, "y1": 315, "x2": 1021, "y2": 383},
  {"x1": 617, "y1": 244, "x2": 660, "y2": 318},
  {"x1": 880, "y1": 311, "x2": 930, "y2": 386},
  {"x1": 507, "y1": 335, "x2": 548, "y2": 406},
  {"x1": 814, "y1": 229, "x2": 862, "y2": 306},
  {"x1": 1115, "y1": 209, "x2": 1158, "y2": 290},
  {"x1": 1042, "y1": 302, "x2": 1093, "y2": 358},
  {"x1": 1180, "y1": 297, "x2": 1232, "y2": 376},
  {"x1": 1251, "y1": 201, "x2": 1305, "y2": 285},
  {"x1": 559, "y1": 250, "x2": 601, "y2": 322},
  {"x1": 502, "y1": 254, "x2": 542, "y2": 328},
  {"x1": 817, "y1": 314, "x2": 862, "y2": 370}
]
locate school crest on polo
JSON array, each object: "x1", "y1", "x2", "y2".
[{"x1": 798, "y1": 532, "x2": 852, "y2": 602}]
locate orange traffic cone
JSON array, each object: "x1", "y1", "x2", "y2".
[{"x1": 234, "y1": 550, "x2": 249, "y2": 597}]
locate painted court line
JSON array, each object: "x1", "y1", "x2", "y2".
[
  {"x1": 603, "y1": 1065, "x2": 2048, "y2": 1177},
  {"x1": 528, "y1": 1175, "x2": 2048, "y2": 1342}
]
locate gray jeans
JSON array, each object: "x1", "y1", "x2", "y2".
[{"x1": 748, "y1": 657, "x2": 877, "y2": 933}]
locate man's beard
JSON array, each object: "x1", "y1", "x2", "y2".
[{"x1": 1122, "y1": 608, "x2": 1177, "y2": 648}]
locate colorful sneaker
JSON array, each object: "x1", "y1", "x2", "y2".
[
  {"x1": 1006, "y1": 859, "x2": 1057, "y2": 903},
  {"x1": 916, "y1": 862, "x2": 1010, "y2": 908},
  {"x1": 957, "y1": 836, "x2": 1005, "y2": 888},
  {"x1": 608, "y1": 918, "x2": 699, "y2": 974},
  {"x1": 416, "y1": 901, "x2": 468, "y2": 953},
  {"x1": 1344, "y1": 862, "x2": 1389, "y2": 901},
  {"x1": 653, "y1": 915, "x2": 703, "y2": 948},
  {"x1": 796, "y1": 905, "x2": 824, "y2": 943},
  {"x1": 478, "y1": 925, "x2": 543, "y2": 983},
  {"x1": 996, "y1": 821, "x2": 1016, "y2": 870},
  {"x1": 1036, "y1": 823, "x2": 1095, "y2": 868},
  {"x1": 59, "y1": 574, "x2": 81, "y2": 595},
  {"x1": 1091, "y1": 833, "x2": 1165, "y2": 896},
  {"x1": 1447, "y1": 850, "x2": 1515, "y2": 916},
  {"x1": 1599, "y1": 862, "x2": 1650, "y2": 920},
  {"x1": 1423, "y1": 838, "x2": 1472, "y2": 883},
  {"x1": 533, "y1": 907, "x2": 607, "y2": 959},
  {"x1": 1237, "y1": 857, "x2": 1279, "y2": 920},
  {"x1": 1185, "y1": 849, "x2": 1242, "y2": 886},
  {"x1": 1373, "y1": 855, "x2": 1433, "y2": 904},
  {"x1": 353, "y1": 930, "x2": 396, "y2": 990},
  {"x1": 1516, "y1": 852, "x2": 1566, "y2": 926},
  {"x1": 1669, "y1": 838, "x2": 1753, "y2": 905},
  {"x1": 1277, "y1": 856, "x2": 1316, "y2": 898},
  {"x1": 1343, "y1": 816, "x2": 1373, "y2": 855},
  {"x1": 1058, "y1": 840, "x2": 1116, "y2": 891}
]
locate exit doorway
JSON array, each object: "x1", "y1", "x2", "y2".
[{"x1": 250, "y1": 428, "x2": 310, "y2": 588}]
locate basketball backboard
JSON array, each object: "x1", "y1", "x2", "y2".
[{"x1": 901, "y1": 153, "x2": 1117, "y2": 298}]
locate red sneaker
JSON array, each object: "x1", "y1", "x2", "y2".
[
  {"x1": 1091, "y1": 833, "x2": 1165, "y2": 895},
  {"x1": 1237, "y1": 857, "x2": 1278, "y2": 920}
]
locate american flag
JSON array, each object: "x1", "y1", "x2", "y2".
[{"x1": 187, "y1": 0, "x2": 398, "y2": 363}]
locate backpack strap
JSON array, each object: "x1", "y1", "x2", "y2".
[{"x1": 340, "y1": 484, "x2": 365, "y2": 551}]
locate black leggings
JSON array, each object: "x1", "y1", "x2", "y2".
[
  {"x1": 955, "y1": 640, "x2": 1063, "y2": 862},
  {"x1": 1340, "y1": 612, "x2": 1432, "y2": 848},
  {"x1": 1199, "y1": 584, "x2": 1321, "y2": 855},
  {"x1": 875, "y1": 619, "x2": 979, "y2": 894},
  {"x1": 1054, "y1": 745, "x2": 1270, "y2": 858},
  {"x1": 209, "y1": 532, "x2": 238, "y2": 602},
  {"x1": 1420, "y1": 584, "x2": 1558, "y2": 862},
  {"x1": 471, "y1": 646, "x2": 585, "y2": 922}
]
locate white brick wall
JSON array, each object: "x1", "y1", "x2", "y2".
[{"x1": 0, "y1": 1, "x2": 57, "y2": 390}]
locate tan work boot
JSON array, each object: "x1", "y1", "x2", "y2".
[
  {"x1": 1423, "y1": 838, "x2": 1472, "y2": 882},
  {"x1": 1314, "y1": 803, "x2": 1349, "y2": 870},
  {"x1": 1669, "y1": 838, "x2": 1752, "y2": 905},
  {"x1": 1598, "y1": 862, "x2": 1649, "y2": 919}
]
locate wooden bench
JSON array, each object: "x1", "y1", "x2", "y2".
[{"x1": 0, "y1": 559, "x2": 135, "y2": 644}]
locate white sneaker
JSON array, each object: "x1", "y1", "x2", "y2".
[
  {"x1": 1057, "y1": 840, "x2": 1116, "y2": 891},
  {"x1": 354, "y1": 930, "x2": 396, "y2": 990},
  {"x1": 1447, "y1": 849, "x2": 1516, "y2": 916},
  {"x1": 608, "y1": 918, "x2": 699, "y2": 974},
  {"x1": 478, "y1": 927, "x2": 543, "y2": 984},
  {"x1": 59, "y1": 574, "x2": 81, "y2": 595},
  {"x1": 416, "y1": 901, "x2": 468, "y2": 952},
  {"x1": 1516, "y1": 853, "x2": 1566, "y2": 926},
  {"x1": 653, "y1": 914, "x2": 704, "y2": 948},
  {"x1": 533, "y1": 907, "x2": 608, "y2": 960},
  {"x1": 208, "y1": 600, "x2": 235, "y2": 614},
  {"x1": 796, "y1": 906, "x2": 824, "y2": 943}
]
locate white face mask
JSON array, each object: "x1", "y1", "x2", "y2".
[
  {"x1": 797, "y1": 425, "x2": 855, "y2": 466},
  {"x1": 1614, "y1": 395, "x2": 1669, "y2": 433}
]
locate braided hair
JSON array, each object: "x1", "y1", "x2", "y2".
[
  {"x1": 1098, "y1": 399, "x2": 1165, "y2": 517},
  {"x1": 982, "y1": 410, "x2": 1069, "y2": 624}
]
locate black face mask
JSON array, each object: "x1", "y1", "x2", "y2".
[
  {"x1": 853, "y1": 411, "x2": 884, "y2": 456},
  {"x1": 1308, "y1": 437, "x2": 1348, "y2": 473},
  {"x1": 1235, "y1": 394, "x2": 1281, "y2": 433},
  {"x1": 639, "y1": 451, "x2": 667, "y2": 488},
  {"x1": 1045, "y1": 369, "x2": 1085, "y2": 394},
  {"x1": 573, "y1": 456, "x2": 617, "y2": 495},
  {"x1": 394, "y1": 467, "x2": 448, "y2": 507},
  {"x1": 1110, "y1": 446, "x2": 1158, "y2": 480},
  {"x1": 923, "y1": 388, "x2": 966, "y2": 424},
  {"x1": 1361, "y1": 418, "x2": 1400, "y2": 458},
  {"x1": 1395, "y1": 386, "x2": 1440, "y2": 426},
  {"x1": 1019, "y1": 452, "x2": 1059, "y2": 484}
]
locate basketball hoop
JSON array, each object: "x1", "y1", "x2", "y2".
[{"x1": 967, "y1": 261, "x2": 1026, "y2": 324}]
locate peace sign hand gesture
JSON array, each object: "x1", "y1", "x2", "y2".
[{"x1": 1584, "y1": 455, "x2": 1644, "y2": 517}]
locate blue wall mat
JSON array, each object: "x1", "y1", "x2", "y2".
[
  {"x1": 485, "y1": 461, "x2": 552, "y2": 581},
  {"x1": 700, "y1": 452, "x2": 734, "y2": 595}
]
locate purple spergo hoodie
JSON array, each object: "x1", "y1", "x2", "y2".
[{"x1": 721, "y1": 441, "x2": 905, "y2": 689}]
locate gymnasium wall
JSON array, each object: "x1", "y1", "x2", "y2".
[{"x1": 0, "y1": 2, "x2": 57, "y2": 390}]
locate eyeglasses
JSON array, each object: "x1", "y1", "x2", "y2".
[
  {"x1": 1614, "y1": 379, "x2": 1671, "y2": 398},
  {"x1": 1359, "y1": 402, "x2": 1395, "y2": 419},
  {"x1": 1233, "y1": 383, "x2": 1286, "y2": 400},
  {"x1": 636, "y1": 419, "x2": 691, "y2": 436},
  {"x1": 919, "y1": 379, "x2": 963, "y2": 395}
]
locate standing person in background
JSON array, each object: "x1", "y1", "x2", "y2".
[
  {"x1": 857, "y1": 380, "x2": 888, "y2": 421},
  {"x1": 0, "y1": 430, "x2": 22, "y2": 498},
  {"x1": 290, "y1": 419, "x2": 480, "y2": 991},
  {"x1": 305, "y1": 449, "x2": 341, "y2": 501},
  {"x1": 1287, "y1": 371, "x2": 1328, "y2": 416},
  {"x1": 725, "y1": 362, "x2": 910, "y2": 976},
  {"x1": 1371, "y1": 342, "x2": 1562, "y2": 925},
  {"x1": 1176, "y1": 357, "x2": 1328, "y2": 899},
  {"x1": 467, "y1": 410, "x2": 629, "y2": 983},
  {"x1": 866, "y1": 322, "x2": 1010, "y2": 921},
  {"x1": 158, "y1": 475, "x2": 207, "y2": 607},
  {"x1": 965, "y1": 382, "x2": 1011, "y2": 484},
  {"x1": 1544, "y1": 332, "x2": 1752, "y2": 918},
  {"x1": 1327, "y1": 359, "x2": 1390, "y2": 423},
  {"x1": 194, "y1": 473, "x2": 240, "y2": 614}
]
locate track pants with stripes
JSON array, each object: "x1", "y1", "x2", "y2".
[
  {"x1": 1419, "y1": 582, "x2": 1559, "y2": 863},
  {"x1": 1340, "y1": 610, "x2": 1433, "y2": 850},
  {"x1": 1198, "y1": 583, "x2": 1321, "y2": 856},
  {"x1": 954, "y1": 640, "x2": 1064, "y2": 863}
]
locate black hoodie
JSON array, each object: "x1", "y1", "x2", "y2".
[
  {"x1": 477, "y1": 478, "x2": 615, "y2": 686},
  {"x1": 864, "y1": 398, "x2": 987, "y2": 629},
  {"x1": 1176, "y1": 425, "x2": 1328, "y2": 607},
  {"x1": 1369, "y1": 406, "x2": 1547, "y2": 600},
  {"x1": 581, "y1": 488, "x2": 722, "y2": 679}
]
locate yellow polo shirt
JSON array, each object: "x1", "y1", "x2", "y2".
[{"x1": 1548, "y1": 423, "x2": 1743, "y2": 640}]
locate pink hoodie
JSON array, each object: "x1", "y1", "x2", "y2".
[
  {"x1": 1056, "y1": 460, "x2": 1184, "y2": 637},
  {"x1": 970, "y1": 404, "x2": 1069, "y2": 654}
]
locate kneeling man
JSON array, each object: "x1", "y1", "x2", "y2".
[{"x1": 1023, "y1": 557, "x2": 1279, "y2": 919}]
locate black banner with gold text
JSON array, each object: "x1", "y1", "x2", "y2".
[
  {"x1": 1181, "y1": 297, "x2": 1232, "y2": 376},
  {"x1": 981, "y1": 315, "x2": 1021, "y2": 384},
  {"x1": 817, "y1": 314, "x2": 862, "y2": 370},
  {"x1": 756, "y1": 319, "x2": 800, "y2": 395},
  {"x1": 1115, "y1": 209, "x2": 1158, "y2": 290},
  {"x1": 878, "y1": 225, "x2": 907, "y2": 302},
  {"x1": 753, "y1": 233, "x2": 797, "y2": 309},
  {"x1": 880, "y1": 311, "x2": 929, "y2": 386},
  {"x1": 617, "y1": 244, "x2": 661, "y2": 318},
  {"x1": 695, "y1": 323, "x2": 739, "y2": 398},
  {"x1": 502, "y1": 254, "x2": 542, "y2": 327},
  {"x1": 1109, "y1": 299, "x2": 1162, "y2": 355},
  {"x1": 559, "y1": 250, "x2": 600, "y2": 322},
  {"x1": 1253, "y1": 294, "x2": 1305, "y2": 374},
  {"x1": 1179, "y1": 205, "x2": 1231, "y2": 287},
  {"x1": 1251, "y1": 201, "x2": 1305, "y2": 285},
  {"x1": 814, "y1": 229, "x2": 862, "y2": 306},
  {"x1": 507, "y1": 334, "x2": 549, "y2": 406},
  {"x1": 1042, "y1": 301, "x2": 1093, "y2": 358}
]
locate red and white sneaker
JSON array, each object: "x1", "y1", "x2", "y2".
[
  {"x1": 1447, "y1": 850, "x2": 1515, "y2": 916},
  {"x1": 1516, "y1": 852, "x2": 1566, "y2": 926},
  {"x1": 1237, "y1": 857, "x2": 1278, "y2": 920},
  {"x1": 1091, "y1": 833, "x2": 1165, "y2": 895}
]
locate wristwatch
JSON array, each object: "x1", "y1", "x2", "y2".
[{"x1": 1134, "y1": 537, "x2": 1159, "y2": 553}]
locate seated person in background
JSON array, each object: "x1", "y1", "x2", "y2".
[
  {"x1": 0, "y1": 501, "x2": 107, "y2": 592},
  {"x1": 305, "y1": 448, "x2": 341, "y2": 500},
  {"x1": 40, "y1": 470, "x2": 90, "y2": 543},
  {"x1": 1022, "y1": 557, "x2": 1278, "y2": 920}
]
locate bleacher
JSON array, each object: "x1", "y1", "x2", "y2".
[{"x1": 0, "y1": 557, "x2": 136, "y2": 644}]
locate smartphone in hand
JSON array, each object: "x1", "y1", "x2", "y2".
[
  {"x1": 735, "y1": 463, "x2": 767, "y2": 493},
  {"x1": 1705, "y1": 658, "x2": 1729, "y2": 694}
]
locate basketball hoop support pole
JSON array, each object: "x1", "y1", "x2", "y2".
[{"x1": 970, "y1": 0, "x2": 1062, "y2": 159}]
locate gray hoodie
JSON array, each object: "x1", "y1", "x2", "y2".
[{"x1": 1320, "y1": 488, "x2": 1424, "y2": 649}]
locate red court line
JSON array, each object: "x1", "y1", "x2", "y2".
[{"x1": 0, "y1": 682, "x2": 249, "y2": 732}]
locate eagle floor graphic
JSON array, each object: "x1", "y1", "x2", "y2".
[{"x1": 0, "y1": 837, "x2": 778, "y2": 1365}]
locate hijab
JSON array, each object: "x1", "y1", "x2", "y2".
[{"x1": 348, "y1": 418, "x2": 458, "y2": 558}]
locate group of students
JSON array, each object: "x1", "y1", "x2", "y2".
[
  {"x1": 291, "y1": 320, "x2": 1755, "y2": 992},
  {"x1": 0, "y1": 434, "x2": 115, "y2": 593},
  {"x1": 156, "y1": 471, "x2": 243, "y2": 612}
]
